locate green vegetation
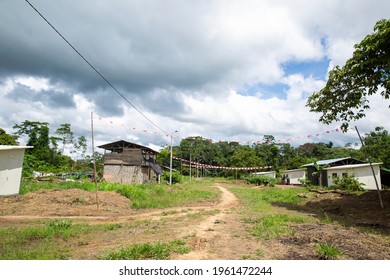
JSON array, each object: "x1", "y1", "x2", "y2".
[
  {"x1": 316, "y1": 243, "x2": 344, "y2": 260},
  {"x1": 330, "y1": 174, "x2": 365, "y2": 192},
  {"x1": 245, "y1": 175, "x2": 279, "y2": 187},
  {"x1": 20, "y1": 179, "x2": 220, "y2": 209},
  {"x1": 307, "y1": 19, "x2": 390, "y2": 131},
  {"x1": 0, "y1": 219, "x2": 90, "y2": 259},
  {"x1": 105, "y1": 240, "x2": 190, "y2": 260},
  {"x1": 230, "y1": 185, "x2": 309, "y2": 239}
]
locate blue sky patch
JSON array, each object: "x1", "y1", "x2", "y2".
[{"x1": 282, "y1": 58, "x2": 331, "y2": 80}]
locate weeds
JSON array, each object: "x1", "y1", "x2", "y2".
[
  {"x1": 105, "y1": 239, "x2": 190, "y2": 260},
  {"x1": 316, "y1": 243, "x2": 343, "y2": 260}
]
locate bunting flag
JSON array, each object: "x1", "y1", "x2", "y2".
[
  {"x1": 94, "y1": 114, "x2": 350, "y2": 145},
  {"x1": 173, "y1": 156, "x2": 272, "y2": 171}
]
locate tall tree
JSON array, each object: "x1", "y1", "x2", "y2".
[
  {"x1": 307, "y1": 19, "x2": 390, "y2": 131},
  {"x1": 55, "y1": 123, "x2": 74, "y2": 154},
  {"x1": 0, "y1": 128, "x2": 17, "y2": 145},
  {"x1": 363, "y1": 126, "x2": 390, "y2": 169}
]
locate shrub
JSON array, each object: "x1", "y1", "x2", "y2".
[
  {"x1": 330, "y1": 174, "x2": 364, "y2": 192},
  {"x1": 161, "y1": 171, "x2": 182, "y2": 184},
  {"x1": 246, "y1": 176, "x2": 278, "y2": 187}
]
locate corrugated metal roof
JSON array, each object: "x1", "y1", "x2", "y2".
[
  {"x1": 324, "y1": 163, "x2": 382, "y2": 170},
  {"x1": 301, "y1": 157, "x2": 360, "y2": 167}
]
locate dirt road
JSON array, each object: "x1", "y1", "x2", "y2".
[{"x1": 1, "y1": 182, "x2": 389, "y2": 259}]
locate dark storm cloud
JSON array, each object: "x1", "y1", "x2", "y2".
[
  {"x1": 0, "y1": 0, "x2": 232, "y2": 114},
  {"x1": 6, "y1": 83, "x2": 76, "y2": 108}
]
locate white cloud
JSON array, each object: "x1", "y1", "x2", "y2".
[{"x1": 1, "y1": 0, "x2": 389, "y2": 153}]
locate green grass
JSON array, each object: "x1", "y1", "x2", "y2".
[
  {"x1": 20, "y1": 179, "x2": 220, "y2": 209},
  {"x1": 230, "y1": 185, "x2": 309, "y2": 239},
  {"x1": 104, "y1": 239, "x2": 191, "y2": 260},
  {"x1": 316, "y1": 243, "x2": 343, "y2": 260},
  {"x1": 0, "y1": 219, "x2": 91, "y2": 259}
]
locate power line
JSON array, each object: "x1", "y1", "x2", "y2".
[{"x1": 25, "y1": 0, "x2": 169, "y2": 136}]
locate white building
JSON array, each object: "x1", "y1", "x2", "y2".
[
  {"x1": 281, "y1": 168, "x2": 306, "y2": 185},
  {"x1": 0, "y1": 145, "x2": 32, "y2": 196},
  {"x1": 251, "y1": 171, "x2": 276, "y2": 178},
  {"x1": 324, "y1": 163, "x2": 382, "y2": 190}
]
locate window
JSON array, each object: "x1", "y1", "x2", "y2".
[
  {"x1": 342, "y1": 173, "x2": 348, "y2": 177},
  {"x1": 332, "y1": 173, "x2": 337, "y2": 178}
]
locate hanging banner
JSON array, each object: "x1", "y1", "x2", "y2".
[{"x1": 172, "y1": 156, "x2": 272, "y2": 171}]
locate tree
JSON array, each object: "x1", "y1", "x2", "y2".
[
  {"x1": 363, "y1": 126, "x2": 390, "y2": 169},
  {"x1": 55, "y1": 123, "x2": 74, "y2": 154},
  {"x1": 307, "y1": 19, "x2": 390, "y2": 131},
  {"x1": 0, "y1": 128, "x2": 17, "y2": 145}
]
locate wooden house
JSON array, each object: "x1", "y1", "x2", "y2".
[{"x1": 98, "y1": 140, "x2": 162, "y2": 184}]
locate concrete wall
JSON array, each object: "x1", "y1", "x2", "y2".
[
  {"x1": 325, "y1": 164, "x2": 382, "y2": 190},
  {"x1": 281, "y1": 169, "x2": 306, "y2": 185},
  {"x1": 0, "y1": 146, "x2": 30, "y2": 196}
]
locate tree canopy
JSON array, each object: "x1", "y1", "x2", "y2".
[{"x1": 307, "y1": 19, "x2": 390, "y2": 131}]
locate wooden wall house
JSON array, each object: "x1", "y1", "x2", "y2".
[{"x1": 98, "y1": 140, "x2": 162, "y2": 184}]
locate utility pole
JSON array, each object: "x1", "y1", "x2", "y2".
[
  {"x1": 189, "y1": 154, "x2": 192, "y2": 182},
  {"x1": 169, "y1": 130, "x2": 178, "y2": 185},
  {"x1": 90, "y1": 112, "x2": 99, "y2": 210}
]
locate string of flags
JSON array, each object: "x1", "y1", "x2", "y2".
[
  {"x1": 94, "y1": 114, "x2": 350, "y2": 145},
  {"x1": 173, "y1": 156, "x2": 272, "y2": 171}
]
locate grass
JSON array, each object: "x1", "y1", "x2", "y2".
[
  {"x1": 0, "y1": 219, "x2": 91, "y2": 259},
  {"x1": 104, "y1": 239, "x2": 191, "y2": 260},
  {"x1": 20, "y1": 179, "x2": 220, "y2": 209},
  {"x1": 316, "y1": 243, "x2": 343, "y2": 260},
  {"x1": 230, "y1": 185, "x2": 309, "y2": 239}
]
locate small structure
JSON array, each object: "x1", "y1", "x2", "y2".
[
  {"x1": 325, "y1": 163, "x2": 383, "y2": 190},
  {"x1": 251, "y1": 171, "x2": 276, "y2": 178},
  {"x1": 98, "y1": 140, "x2": 162, "y2": 184},
  {"x1": 302, "y1": 157, "x2": 364, "y2": 187},
  {"x1": 0, "y1": 145, "x2": 32, "y2": 196},
  {"x1": 280, "y1": 168, "x2": 306, "y2": 185}
]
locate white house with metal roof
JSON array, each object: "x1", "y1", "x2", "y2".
[{"x1": 325, "y1": 163, "x2": 382, "y2": 190}]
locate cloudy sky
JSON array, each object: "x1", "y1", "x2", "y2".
[{"x1": 1, "y1": 0, "x2": 389, "y2": 154}]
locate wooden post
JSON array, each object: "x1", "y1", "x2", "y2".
[
  {"x1": 91, "y1": 112, "x2": 99, "y2": 210},
  {"x1": 355, "y1": 126, "x2": 384, "y2": 209}
]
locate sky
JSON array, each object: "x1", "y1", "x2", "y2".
[{"x1": 1, "y1": 0, "x2": 389, "y2": 155}]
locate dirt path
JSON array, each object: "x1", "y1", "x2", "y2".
[{"x1": 0, "y1": 183, "x2": 264, "y2": 259}]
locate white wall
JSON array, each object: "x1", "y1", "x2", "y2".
[
  {"x1": 326, "y1": 164, "x2": 382, "y2": 190},
  {"x1": 0, "y1": 147, "x2": 28, "y2": 195},
  {"x1": 281, "y1": 169, "x2": 306, "y2": 185},
  {"x1": 252, "y1": 171, "x2": 276, "y2": 178}
]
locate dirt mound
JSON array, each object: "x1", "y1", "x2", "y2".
[{"x1": 0, "y1": 188, "x2": 134, "y2": 216}]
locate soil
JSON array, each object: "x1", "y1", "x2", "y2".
[{"x1": 0, "y1": 182, "x2": 389, "y2": 260}]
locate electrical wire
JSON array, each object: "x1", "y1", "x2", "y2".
[{"x1": 25, "y1": 0, "x2": 170, "y2": 137}]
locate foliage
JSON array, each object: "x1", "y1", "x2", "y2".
[
  {"x1": 105, "y1": 240, "x2": 190, "y2": 260},
  {"x1": 246, "y1": 175, "x2": 279, "y2": 187},
  {"x1": 298, "y1": 177, "x2": 312, "y2": 189},
  {"x1": 307, "y1": 19, "x2": 390, "y2": 131},
  {"x1": 330, "y1": 174, "x2": 365, "y2": 192},
  {"x1": 0, "y1": 128, "x2": 17, "y2": 145},
  {"x1": 161, "y1": 171, "x2": 182, "y2": 184},
  {"x1": 363, "y1": 126, "x2": 390, "y2": 169},
  {"x1": 316, "y1": 243, "x2": 343, "y2": 260}
]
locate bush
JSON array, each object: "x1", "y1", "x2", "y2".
[
  {"x1": 330, "y1": 174, "x2": 364, "y2": 192},
  {"x1": 246, "y1": 176, "x2": 278, "y2": 187},
  {"x1": 161, "y1": 171, "x2": 182, "y2": 184}
]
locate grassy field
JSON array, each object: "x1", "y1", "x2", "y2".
[
  {"x1": 228, "y1": 185, "x2": 311, "y2": 239},
  {"x1": 3, "y1": 178, "x2": 383, "y2": 260}
]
